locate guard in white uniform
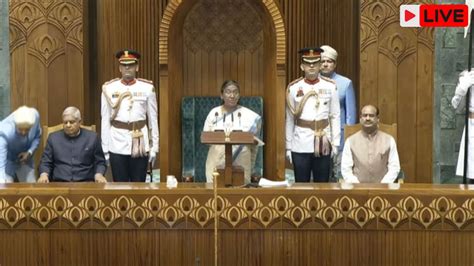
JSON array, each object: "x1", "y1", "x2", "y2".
[
  {"x1": 101, "y1": 49, "x2": 159, "y2": 182},
  {"x1": 285, "y1": 47, "x2": 340, "y2": 182},
  {"x1": 452, "y1": 69, "x2": 474, "y2": 183}
]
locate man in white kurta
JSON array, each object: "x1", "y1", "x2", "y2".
[
  {"x1": 341, "y1": 105, "x2": 400, "y2": 183},
  {"x1": 101, "y1": 49, "x2": 159, "y2": 182},
  {"x1": 286, "y1": 47, "x2": 340, "y2": 182},
  {"x1": 451, "y1": 70, "x2": 474, "y2": 182},
  {"x1": 203, "y1": 80, "x2": 262, "y2": 183}
]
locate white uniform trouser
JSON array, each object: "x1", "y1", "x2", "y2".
[
  {"x1": 456, "y1": 118, "x2": 474, "y2": 179},
  {"x1": 1, "y1": 164, "x2": 36, "y2": 183}
]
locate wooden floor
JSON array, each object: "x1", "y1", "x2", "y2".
[{"x1": 0, "y1": 183, "x2": 473, "y2": 265}]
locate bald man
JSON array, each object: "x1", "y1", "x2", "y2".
[
  {"x1": 38, "y1": 107, "x2": 107, "y2": 183},
  {"x1": 341, "y1": 105, "x2": 400, "y2": 183}
]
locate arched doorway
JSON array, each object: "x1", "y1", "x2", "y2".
[{"x1": 159, "y1": 0, "x2": 287, "y2": 180}]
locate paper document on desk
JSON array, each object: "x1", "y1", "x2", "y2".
[{"x1": 258, "y1": 178, "x2": 289, "y2": 187}]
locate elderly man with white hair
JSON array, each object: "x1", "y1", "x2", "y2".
[
  {"x1": 320, "y1": 45, "x2": 357, "y2": 181},
  {"x1": 38, "y1": 107, "x2": 107, "y2": 183},
  {"x1": 0, "y1": 106, "x2": 41, "y2": 183}
]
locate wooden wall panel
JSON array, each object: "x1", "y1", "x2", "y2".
[
  {"x1": 182, "y1": 49, "x2": 264, "y2": 96},
  {"x1": 1, "y1": 230, "x2": 474, "y2": 265},
  {"x1": 94, "y1": 0, "x2": 161, "y2": 128},
  {"x1": 360, "y1": 0, "x2": 434, "y2": 183},
  {"x1": 181, "y1": 0, "x2": 265, "y2": 96},
  {"x1": 278, "y1": 0, "x2": 359, "y2": 86},
  {"x1": 9, "y1": 0, "x2": 87, "y2": 126}
]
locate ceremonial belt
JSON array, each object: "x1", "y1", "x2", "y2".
[
  {"x1": 111, "y1": 120, "x2": 146, "y2": 131},
  {"x1": 296, "y1": 118, "x2": 329, "y2": 131},
  {"x1": 470, "y1": 112, "x2": 474, "y2": 119}
]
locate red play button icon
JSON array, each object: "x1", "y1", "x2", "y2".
[
  {"x1": 405, "y1": 10, "x2": 416, "y2": 21},
  {"x1": 400, "y1": 5, "x2": 420, "y2": 27}
]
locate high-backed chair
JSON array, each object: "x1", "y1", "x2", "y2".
[
  {"x1": 42, "y1": 124, "x2": 96, "y2": 148},
  {"x1": 181, "y1": 96, "x2": 263, "y2": 182},
  {"x1": 343, "y1": 123, "x2": 404, "y2": 183},
  {"x1": 344, "y1": 123, "x2": 397, "y2": 141}
]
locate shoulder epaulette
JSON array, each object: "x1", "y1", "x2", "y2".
[
  {"x1": 138, "y1": 78, "x2": 153, "y2": 84},
  {"x1": 320, "y1": 76, "x2": 335, "y2": 84},
  {"x1": 103, "y1": 78, "x2": 119, "y2": 86},
  {"x1": 286, "y1": 77, "x2": 304, "y2": 92}
]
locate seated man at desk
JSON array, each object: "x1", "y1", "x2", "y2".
[
  {"x1": 203, "y1": 80, "x2": 262, "y2": 183},
  {"x1": 341, "y1": 105, "x2": 400, "y2": 183},
  {"x1": 38, "y1": 107, "x2": 107, "y2": 183}
]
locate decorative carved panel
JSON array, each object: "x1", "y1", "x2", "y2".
[
  {"x1": 360, "y1": 0, "x2": 434, "y2": 183},
  {"x1": 0, "y1": 184, "x2": 473, "y2": 230},
  {"x1": 184, "y1": 0, "x2": 263, "y2": 53},
  {"x1": 441, "y1": 84, "x2": 456, "y2": 129}
]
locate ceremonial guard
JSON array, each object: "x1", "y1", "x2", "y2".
[
  {"x1": 285, "y1": 47, "x2": 340, "y2": 182},
  {"x1": 452, "y1": 69, "x2": 474, "y2": 183},
  {"x1": 101, "y1": 49, "x2": 159, "y2": 182}
]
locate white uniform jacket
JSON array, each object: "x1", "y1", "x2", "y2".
[
  {"x1": 101, "y1": 78, "x2": 159, "y2": 156},
  {"x1": 285, "y1": 77, "x2": 341, "y2": 153}
]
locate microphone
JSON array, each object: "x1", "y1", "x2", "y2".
[
  {"x1": 238, "y1": 112, "x2": 242, "y2": 128},
  {"x1": 214, "y1": 112, "x2": 218, "y2": 126}
]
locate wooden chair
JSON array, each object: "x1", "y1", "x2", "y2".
[
  {"x1": 343, "y1": 123, "x2": 404, "y2": 183},
  {"x1": 42, "y1": 124, "x2": 96, "y2": 148},
  {"x1": 344, "y1": 123, "x2": 397, "y2": 141}
]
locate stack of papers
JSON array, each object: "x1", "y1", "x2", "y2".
[{"x1": 258, "y1": 178, "x2": 289, "y2": 188}]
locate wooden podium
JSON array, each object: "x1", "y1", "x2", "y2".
[{"x1": 201, "y1": 131, "x2": 256, "y2": 187}]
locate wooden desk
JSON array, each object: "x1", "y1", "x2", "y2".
[{"x1": 0, "y1": 183, "x2": 473, "y2": 265}]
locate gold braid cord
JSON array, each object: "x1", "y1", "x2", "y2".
[
  {"x1": 286, "y1": 89, "x2": 318, "y2": 119},
  {"x1": 102, "y1": 85, "x2": 132, "y2": 121}
]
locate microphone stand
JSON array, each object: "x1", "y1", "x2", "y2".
[{"x1": 212, "y1": 170, "x2": 219, "y2": 266}]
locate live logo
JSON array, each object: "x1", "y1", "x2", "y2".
[{"x1": 420, "y1": 4, "x2": 468, "y2": 27}]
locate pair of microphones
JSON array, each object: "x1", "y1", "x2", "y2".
[{"x1": 214, "y1": 111, "x2": 242, "y2": 131}]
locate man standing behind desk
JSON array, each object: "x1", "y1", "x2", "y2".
[
  {"x1": 320, "y1": 45, "x2": 357, "y2": 181},
  {"x1": 0, "y1": 106, "x2": 41, "y2": 183},
  {"x1": 38, "y1": 107, "x2": 107, "y2": 183},
  {"x1": 101, "y1": 49, "x2": 159, "y2": 182},
  {"x1": 285, "y1": 47, "x2": 341, "y2": 182}
]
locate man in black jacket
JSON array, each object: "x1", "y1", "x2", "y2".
[{"x1": 38, "y1": 107, "x2": 107, "y2": 183}]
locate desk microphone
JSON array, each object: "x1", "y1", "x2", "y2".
[
  {"x1": 214, "y1": 112, "x2": 218, "y2": 126},
  {"x1": 238, "y1": 112, "x2": 242, "y2": 128}
]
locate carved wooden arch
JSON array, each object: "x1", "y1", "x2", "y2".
[
  {"x1": 159, "y1": 0, "x2": 286, "y2": 65},
  {"x1": 158, "y1": 0, "x2": 288, "y2": 181}
]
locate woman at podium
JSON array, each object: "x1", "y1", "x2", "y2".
[{"x1": 203, "y1": 80, "x2": 262, "y2": 183}]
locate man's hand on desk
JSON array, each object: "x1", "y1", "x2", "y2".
[{"x1": 94, "y1": 174, "x2": 107, "y2": 183}]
